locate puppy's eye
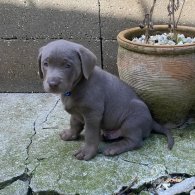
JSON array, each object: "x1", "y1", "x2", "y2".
[
  {"x1": 65, "y1": 64, "x2": 71, "y2": 68},
  {"x1": 63, "y1": 59, "x2": 71, "y2": 68},
  {"x1": 43, "y1": 62, "x2": 48, "y2": 67}
]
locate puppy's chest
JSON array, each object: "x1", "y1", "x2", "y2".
[{"x1": 62, "y1": 96, "x2": 79, "y2": 114}]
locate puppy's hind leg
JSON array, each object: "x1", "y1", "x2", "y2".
[
  {"x1": 102, "y1": 121, "x2": 144, "y2": 156},
  {"x1": 102, "y1": 137, "x2": 143, "y2": 156},
  {"x1": 60, "y1": 115, "x2": 84, "y2": 141}
]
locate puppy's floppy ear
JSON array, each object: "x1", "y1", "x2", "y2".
[
  {"x1": 77, "y1": 46, "x2": 97, "y2": 79},
  {"x1": 38, "y1": 47, "x2": 44, "y2": 79}
]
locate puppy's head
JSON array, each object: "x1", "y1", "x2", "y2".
[{"x1": 38, "y1": 40, "x2": 97, "y2": 93}]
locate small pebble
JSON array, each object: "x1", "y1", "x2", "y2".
[
  {"x1": 178, "y1": 34, "x2": 185, "y2": 39},
  {"x1": 186, "y1": 37, "x2": 192, "y2": 43},
  {"x1": 162, "y1": 183, "x2": 171, "y2": 190},
  {"x1": 177, "y1": 41, "x2": 184, "y2": 45},
  {"x1": 190, "y1": 189, "x2": 195, "y2": 195},
  {"x1": 168, "y1": 40, "x2": 176, "y2": 45},
  {"x1": 182, "y1": 38, "x2": 187, "y2": 43}
]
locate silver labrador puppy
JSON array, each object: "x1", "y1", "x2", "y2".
[{"x1": 38, "y1": 40, "x2": 174, "y2": 160}]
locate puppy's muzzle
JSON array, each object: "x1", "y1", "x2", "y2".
[{"x1": 47, "y1": 77, "x2": 61, "y2": 89}]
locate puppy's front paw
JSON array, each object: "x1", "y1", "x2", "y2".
[
  {"x1": 59, "y1": 129, "x2": 78, "y2": 141},
  {"x1": 74, "y1": 145, "x2": 98, "y2": 160}
]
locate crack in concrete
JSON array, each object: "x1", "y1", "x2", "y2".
[
  {"x1": 0, "y1": 36, "x2": 101, "y2": 41},
  {"x1": 25, "y1": 159, "x2": 45, "y2": 195},
  {"x1": 25, "y1": 118, "x2": 38, "y2": 164},
  {"x1": 121, "y1": 158, "x2": 150, "y2": 166},
  {"x1": 98, "y1": 0, "x2": 104, "y2": 68},
  {"x1": 29, "y1": 190, "x2": 62, "y2": 195},
  {"x1": 25, "y1": 100, "x2": 61, "y2": 194},
  {"x1": 0, "y1": 98, "x2": 60, "y2": 192},
  {"x1": 164, "y1": 166, "x2": 169, "y2": 175},
  {"x1": 41, "y1": 98, "x2": 60, "y2": 124},
  {"x1": 30, "y1": 156, "x2": 54, "y2": 176},
  {"x1": 27, "y1": 157, "x2": 61, "y2": 195},
  {"x1": 0, "y1": 173, "x2": 30, "y2": 190},
  {"x1": 0, "y1": 116, "x2": 37, "y2": 191},
  {"x1": 21, "y1": 117, "x2": 39, "y2": 195}
]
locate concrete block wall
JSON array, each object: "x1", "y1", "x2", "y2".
[{"x1": 0, "y1": 0, "x2": 195, "y2": 92}]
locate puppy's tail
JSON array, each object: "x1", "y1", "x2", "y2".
[{"x1": 152, "y1": 121, "x2": 174, "y2": 150}]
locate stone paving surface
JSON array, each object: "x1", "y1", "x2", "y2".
[{"x1": 0, "y1": 93, "x2": 195, "y2": 194}]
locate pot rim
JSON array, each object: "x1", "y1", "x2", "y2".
[{"x1": 117, "y1": 25, "x2": 195, "y2": 55}]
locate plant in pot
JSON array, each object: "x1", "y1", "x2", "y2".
[{"x1": 117, "y1": 0, "x2": 195, "y2": 127}]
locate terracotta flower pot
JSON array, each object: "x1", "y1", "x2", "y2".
[{"x1": 117, "y1": 25, "x2": 195, "y2": 126}]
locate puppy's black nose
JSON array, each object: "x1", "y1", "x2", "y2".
[{"x1": 47, "y1": 78, "x2": 61, "y2": 89}]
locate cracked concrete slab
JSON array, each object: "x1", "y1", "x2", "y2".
[
  {"x1": 0, "y1": 94, "x2": 59, "y2": 191},
  {"x1": 0, "y1": 94, "x2": 30, "y2": 183},
  {"x1": 0, "y1": 179, "x2": 29, "y2": 195},
  {"x1": 1, "y1": 93, "x2": 195, "y2": 194}
]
